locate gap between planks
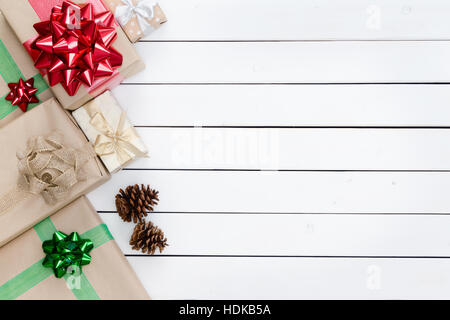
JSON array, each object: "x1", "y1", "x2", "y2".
[
  {"x1": 97, "y1": 211, "x2": 450, "y2": 216},
  {"x1": 124, "y1": 255, "x2": 450, "y2": 259}
]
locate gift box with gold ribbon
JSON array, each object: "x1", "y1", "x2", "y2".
[
  {"x1": 0, "y1": 196, "x2": 150, "y2": 299},
  {"x1": 0, "y1": 11, "x2": 53, "y2": 128},
  {"x1": 0, "y1": 98, "x2": 109, "y2": 247},
  {"x1": 0, "y1": 0, "x2": 145, "y2": 110},
  {"x1": 72, "y1": 90, "x2": 148, "y2": 173},
  {"x1": 102, "y1": 0, "x2": 167, "y2": 43}
]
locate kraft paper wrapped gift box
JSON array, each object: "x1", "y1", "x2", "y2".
[
  {"x1": 0, "y1": 196, "x2": 150, "y2": 300},
  {"x1": 0, "y1": 0, "x2": 145, "y2": 110},
  {"x1": 0, "y1": 98, "x2": 109, "y2": 247},
  {"x1": 0, "y1": 10, "x2": 53, "y2": 128},
  {"x1": 102, "y1": 0, "x2": 167, "y2": 43},
  {"x1": 72, "y1": 90, "x2": 148, "y2": 173}
]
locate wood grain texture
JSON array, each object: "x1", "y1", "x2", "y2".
[
  {"x1": 146, "y1": 0, "x2": 450, "y2": 41},
  {"x1": 88, "y1": 1, "x2": 450, "y2": 299},
  {"x1": 130, "y1": 127, "x2": 450, "y2": 170},
  {"x1": 128, "y1": 257, "x2": 450, "y2": 299},
  {"x1": 88, "y1": 170, "x2": 450, "y2": 214},
  {"x1": 113, "y1": 84, "x2": 450, "y2": 127},
  {"x1": 100, "y1": 212, "x2": 450, "y2": 256},
  {"x1": 126, "y1": 42, "x2": 450, "y2": 84}
]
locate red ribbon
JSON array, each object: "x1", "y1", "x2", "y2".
[
  {"x1": 27, "y1": 1, "x2": 123, "y2": 96},
  {"x1": 5, "y1": 78, "x2": 39, "y2": 112}
]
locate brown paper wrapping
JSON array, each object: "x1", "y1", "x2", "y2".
[
  {"x1": 0, "y1": 0, "x2": 145, "y2": 110},
  {"x1": 102, "y1": 0, "x2": 167, "y2": 43},
  {"x1": 0, "y1": 11, "x2": 53, "y2": 128},
  {"x1": 0, "y1": 98, "x2": 109, "y2": 247},
  {"x1": 0, "y1": 196, "x2": 150, "y2": 299}
]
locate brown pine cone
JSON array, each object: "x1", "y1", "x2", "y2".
[
  {"x1": 115, "y1": 184, "x2": 159, "y2": 223},
  {"x1": 130, "y1": 221, "x2": 168, "y2": 255}
]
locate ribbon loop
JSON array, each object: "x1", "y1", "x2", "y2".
[
  {"x1": 115, "y1": 0, "x2": 155, "y2": 35},
  {"x1": 90, "y1": 111, "x2": 147, "y2": 165},
  {"x1": 17, "y1": 131, "x2": 93, "y2": 205}
]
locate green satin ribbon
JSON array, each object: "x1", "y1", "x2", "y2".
[
  {"x1": 0, "y1": 217, "x2": 113, "y2": 300},
  {"x1": 0, "y1": 39, "x2": 48, "y2": 120},
  {"x1": 42, "y1": 231, "x2": 94, "y2": 278}
]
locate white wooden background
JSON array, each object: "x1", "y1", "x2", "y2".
[{"x1": 87, "y1": 0, "x2": 450, "y2": 299}]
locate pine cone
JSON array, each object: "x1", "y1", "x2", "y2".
[
  {"x1": 115, "y1": 184, "x2": 159, "y2": 223},
  {"x1": 130, "y1": 221, "x2": 168, "y2": 254}
]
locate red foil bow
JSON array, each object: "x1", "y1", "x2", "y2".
[
  {"x1": 5, "y1": 78, "x2": 39, "y2": 112},
  {"x1": 28, "y1": 1, "x2": 123, "y2": 96}
]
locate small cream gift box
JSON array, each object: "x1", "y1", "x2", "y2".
[
  {"x1": 72, "y1": 90, "x2": 148, "y2": 173},
  {"x1": 103, "y1": 0, "x2": 167, "y2": 43}
]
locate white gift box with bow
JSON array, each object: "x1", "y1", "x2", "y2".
[
  {"x1": 116, "y1": 0, "x2": 156, "y2": 35},
  {"x1": 72, "y1": 91, "x2": 148, "y2": 173},
  {"x1": 103, "y1": 0, "x2": 167, "y2": 42}
]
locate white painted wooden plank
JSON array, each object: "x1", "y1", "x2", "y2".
[
  {"x1": 126, "y1": 42, "x2": 450, "y2": 83},
  {"x1": 147, "y1": 0, "x2": 450, "y2": 41},
  {"x1": 133, "y1": 127, "x2": 450, "y2": 170},
  {"x1": 113, "y1": 84, "x2": 450, "y2": 127},
  {"x1": 87, "y1": 170, "x2": 450, "y2": 213},
  {"x1": 100, "y1": 213, "x2": 450, "y2": 256},
  {"x1": 128, "y1": 257, "x2": 450, "y2": 299}
]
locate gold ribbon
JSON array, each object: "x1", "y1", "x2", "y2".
[
  {"x1": 89, "y1": 111, "x2": 147, "y2": 166},
  {"x1": 17, "y1": 131, "x2": 93, "y2": 204},
  {"x1": 0, "y1": 131, "x2": 94, "y2": 215}
]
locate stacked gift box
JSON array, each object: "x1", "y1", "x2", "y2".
[
  {"x1": 0, "y1": 11, "x2": 53, "y2": 127},
  {"x1": 0, "y1": 197, "x2": 150, "y2": 299},
  {"x1": 0, "y1": 0, "x2": 166, "y2": 300}
]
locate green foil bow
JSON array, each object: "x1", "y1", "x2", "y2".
[{"x1": 42, "y1": 231, "x2": 94, "y2": 278}]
